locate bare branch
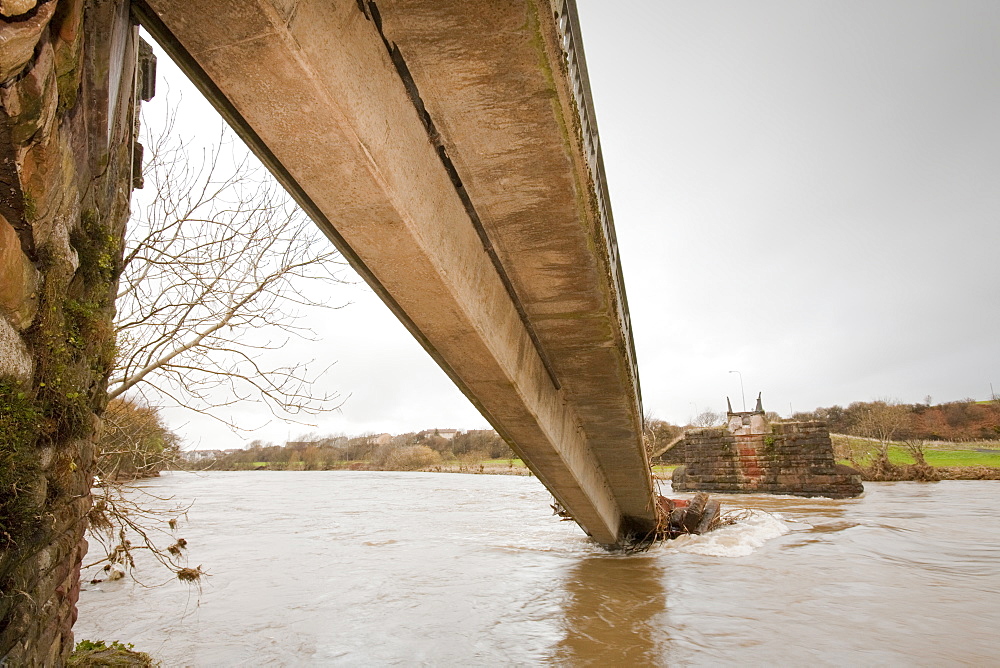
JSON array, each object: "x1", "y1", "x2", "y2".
[{"x1": 110, "y1": 99, "x2": 349, "y2": 430}]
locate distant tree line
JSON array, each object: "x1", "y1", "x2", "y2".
[
  {"x1": 792, "y1": 399, "x2": 1000, "y2": 442},
  {"x1": 179, "y1": 428, "x2": 516, "y2": 471}
]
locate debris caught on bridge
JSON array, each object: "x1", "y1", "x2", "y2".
[
  {"x1": 550, "y1": 502, "x2": 576, "y2": 521},
  {"x1": 657, "y1": 492, "x2": 722, "y2": 539},
  {"x1": 552, "y1": 491, "x2": 725, "y2": 551}
]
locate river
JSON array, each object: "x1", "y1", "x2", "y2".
[{"x1": 75, "y1": 471, "x2": 1000, "y2": 666}]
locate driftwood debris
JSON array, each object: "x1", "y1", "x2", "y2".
[
  {"x1": 551, "y1": 491, "x2": 723, "y2": 549},
  {"x1": 657, "y1": 492, "x2": 722, "y2": 539}
]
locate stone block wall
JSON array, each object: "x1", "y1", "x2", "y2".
[
  {"x1": 653, "y1": 438, "x2": 686, "y2": 465},
  {"x1": 671, "y1": 421, "x2": 863, "y2": 498},
  {"x1": 1, "y1": 1, "x2": 140, "y2": 663}
]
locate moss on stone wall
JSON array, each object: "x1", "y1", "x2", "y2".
[
  {"x1": 28, "y1": 252, "x2": 92, "y2": 443},
  {"x1": 0, "y1": 377, "x2": 42, "y2": 551},
  {"x1": 26, "y1": 207, "x2": 119, "y2": 449},
  {"x1": 68, "y1": 208, "x2": 119, "y2": 382},
  {"x1": 21, "y1": 188, "x2": 38, "y2": 222}
]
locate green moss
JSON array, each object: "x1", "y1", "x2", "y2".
[
  {"x1": 9, "y1": 95, "x2": 45, "y2": 146},
  {"x1": 68, "y1": 640, "x2": 158, "y2": 667},
  {"x1": 55, "y1": 47, "x2": 83, "y2": 116},
  {"x1": 72, "y1": 209, "x2": 119, "y2": 285},
  {"x1": 0, "y1": 377, "x2": 42, "y2": 549},
  {"x1": 28, "y1": 207, "x2": 120, "y2": 445},
  {"x1": 22, "y1": 190, "x2": 38, "y2": 222},
  {"x1": 56, "y1": 74, "x2": 80, "y2": 116},
  {"x1": 64, "y1": 298, "x2": 110, "y2": 351}
]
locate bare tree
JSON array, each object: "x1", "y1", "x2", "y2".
[
  {"x1": 901, "y1": 438, "x2": 941, "y2": 481},
  {"x1": 86, "y1": 399, "x2": 200, "y2": 583},
  {"x1": 853, "y1": 399, "x2": 909, "y2": 476},
  {"x1": 902, "y1": 438, "x2": 929, "y2": 467},
  {"x1": 692, "y1": 409, "x2": 724, "y2": 428},
  {"x1": 642, "y1": 412, "x2": 657, "y2": 458},
  {"x1": 109, "y1": 107, "x2": 347, "y2": 430},
  {"x1": 643, "y1": 413, "x2": 683, "y2": 459},
  {"x1": 88, "y1": 104, "x2": 348, "y2": 583}
]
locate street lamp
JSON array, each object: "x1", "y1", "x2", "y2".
[{"x1": 729, "y1": 370, "x2": 746, "y2": 412}]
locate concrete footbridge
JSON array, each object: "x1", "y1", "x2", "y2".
[{"x1": 134, "y1": 0, "x2": 658, "y2": 546}]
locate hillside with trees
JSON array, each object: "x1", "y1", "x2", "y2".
[{"x1": 793, "y1": 399, "x2": 1000, "y2": 442}]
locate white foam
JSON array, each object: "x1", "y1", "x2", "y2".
[{"x1": 668, "y1": 510, "x2": 792, "y2": 558}]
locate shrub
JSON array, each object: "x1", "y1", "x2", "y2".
[
  {"x1": 382, "y1": 445, "x2": 441, "y2": 471},
  {"x1": 97, "y1": 398, "x2": 180, "y2": 481}
]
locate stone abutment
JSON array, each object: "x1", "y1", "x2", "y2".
[{"x1": 1, "y1": 1, "x2": 141, "y2": 662}]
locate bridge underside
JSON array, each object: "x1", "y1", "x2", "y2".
[{"x1": 136, "y1": 0, "x2": 657, "y2": 545}]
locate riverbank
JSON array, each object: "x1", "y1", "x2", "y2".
[
  {"x1": 173, "y1": 459, "x2": 1000, "y2": 482},
  {"x1": 846, "y1": 463, "x2": 1000, "y2": 482},
  {"x1": 424, "y1": 462, "x2": 533, "y2": 475},
  {"x1": 830, "y1": 434, "x2": 1000, "y2": 481},
  {"x1": 177, "y1": 457, "x2": 534, "y2": 475}
]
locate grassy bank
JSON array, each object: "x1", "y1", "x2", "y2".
[
  {"x1": 832, "y1": 435, "x2": 1000, "y2": 480},
  {"x1": 652, "y1": 465, "x2": 678, "y2": 479},
  {"x1": 833, "y1": 435, "x2": 1000, "y2": 466}
]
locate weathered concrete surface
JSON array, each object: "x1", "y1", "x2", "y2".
[
  {"x1": 136, "y1": 0, "x2": 656, "y2": 544},
  {"x1": 0, "y1": 0, "x2": 140, "y2": 663}
]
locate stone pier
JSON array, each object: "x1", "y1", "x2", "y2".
[{"x1": 671, "y1": 398, "x2": 863, "y2": 498}]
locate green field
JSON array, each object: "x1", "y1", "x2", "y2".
[
  {"x1": 919, "y1": 448, "x2": 1000, "y2": 467},
  {"x1": 481, "y1": 458, "x2": 527, "y2": 467},
  {"x1": 834, "y1": 436, "x2": 1000, "y2": 468}
]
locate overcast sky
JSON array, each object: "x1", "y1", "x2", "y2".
[{"x1": 141, "y1": 1, "x2": 1000, "y2": 449}]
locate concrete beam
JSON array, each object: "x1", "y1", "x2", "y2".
[{"x1": 135, "y1": 0, "x2": 657, "y2": 545}]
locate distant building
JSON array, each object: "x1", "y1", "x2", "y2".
[
  {"x1": 181, "y1": 449, "x2": 224, "y2": 462},
  {"x1": 434, "y1": 429, "x2": 459, "y2": 441}
]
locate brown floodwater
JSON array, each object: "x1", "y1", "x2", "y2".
[{"x1": 75, "y1": 471, "x2": 1000, "y2": 665}]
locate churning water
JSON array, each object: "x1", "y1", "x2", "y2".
[{"x1": 75, "y1": 471, "x2": 1000, "y2": 665}]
